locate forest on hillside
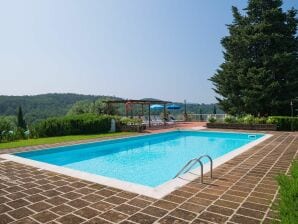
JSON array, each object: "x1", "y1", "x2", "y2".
[{"x1": 0, "y1": 93, "x2": 223, "y2": 124}]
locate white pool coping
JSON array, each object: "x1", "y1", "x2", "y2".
[{"x1": 0, "y1": 131, "x2": 272, "y2": 199}]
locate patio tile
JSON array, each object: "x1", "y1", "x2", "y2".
[
  {"x1": 198, "y1": 211, "x2": 228, "y2": 223},
  {"x1": 116, "y1": 191, "x2": 138, "y2": 199},
  {"x1": 28, "y1": 201, "x2": 53, "y2": 212},
  {"x1": 46, "y1": 196, "x2": 69, "y2": 206},
  {"x1": 57, "y1": 214, "x2": 86, "y2": 224},
  {"x1": 127, "y1": 198, "x2": 152, "y2": 208},
  {"x1": 99, "y1": 210, "x2": 128, "y2": 223},
  {"x1": 128, "y1": 212, "x2": 158, "y2": 223},
  {"x1": 214, "y1": 199, "x2": 239, "y2": 209},
  {"x1": 207, "y1": 205, "x2": 234, "y2": 216},
  {"x1": 0, "y1": 214, "x2": 14, "y2": 224},
  {"x1": 10, "y1": 217, "x2": 39, "y2": 224},
  {"x1": 74, "y1": 207, "x2": 99, "y2": 219},
  {"x1": 115, "y1": 204, "x2": 141, "y2": 215},
  {"x1": 179, "y1": 202, "x2": 205, "y2": 213},
  {"x1": 96, "y1": 189, "x2": 116, "y2": 197},
  {"x1": 67, "y1": 198, "x2": 89, "y2": 209},
  {"x1": 91, "y1": 201, "x2": 115, "y2": 212},
  {"x1": 82, "y1": 194, "x2": 104, "y2": 203},
  {"x1": 32, "y1": 211, "x2": 59, "y2": 223},
  {"x1": 169, "y1": 208, "x2": 196, "y2": 221},
  {"x1": 26, "y1": 193, "x2": 47, "y2": 203},
  {"x1": 236, "y1": 207, "x2": 265, "y2": 219},
  {"x1": 83, "y1": 217, "x2": 113, "y2": 224},
  {"x1": 7, "y1": 198, "x2": 30, "y2": 209},
  {"x1": 141, "y1": 206, "x2": 168, "y2": 217},
  {"x1": 104, "y1": 196, "x2": 128, "y2": 205},
  {"x1": 50, "y1": 204, "x2": 75, "y2": 216},
  {"x1": 152, "y1": 200, "x2": 177, "y2": 210},
  {"x1": 158, "y1": 215, "x2": 189, "y2": 224},
  {"x1": 230, "y1": 214, "x2": 260, "y2": 224}
]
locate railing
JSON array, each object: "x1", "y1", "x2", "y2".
[
  {"x1": 174, "y1": 155, "x2": 213, "y2": 183},
  {"x1": 188, "y1": 114, "x2": 226, "y2": 122}
]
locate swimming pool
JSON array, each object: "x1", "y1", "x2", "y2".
[{"x1": 2, "y1": 130, "x2": 270, "y2": 198}]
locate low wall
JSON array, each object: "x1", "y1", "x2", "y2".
[{"x1": 207, "y1": 123, "x2": 277, "y2": 131}]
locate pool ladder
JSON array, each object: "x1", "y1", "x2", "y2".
[{"x1": 174, "y1": 155, "x2": 213, "y2": 184}]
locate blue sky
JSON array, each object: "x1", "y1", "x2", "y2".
[{"x1": 0, "y1": 0, "x2": 296, "y2": 103}]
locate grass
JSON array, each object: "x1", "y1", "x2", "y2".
[
  {"x1": 276, "y1": 160, "x2": 298, "y2": 223},
  {"x1": 0, "y1": 132, "x2": 137, "y2": 150}
]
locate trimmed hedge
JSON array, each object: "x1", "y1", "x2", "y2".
[
  {"x1": 267, "y1": 116, "x2": 298, "y2": 131},
  {"x1": 35, "y1": 114, "x2": 114, "y2": 137},
  {"x1": 219, "y1": 115, "x2": 297, "y2": 131},
  {"x1": 206, "y1": 122, "x2": 277, "y2": 131}
]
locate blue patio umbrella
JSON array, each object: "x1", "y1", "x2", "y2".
[
  {"x1": 167, "y1": 104, "x2": 181, "y2": 110},
  {"x1": 150, "y1": 104, "x2": 164, "y2": 110}
]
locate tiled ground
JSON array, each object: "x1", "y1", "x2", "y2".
[{"x1": 0, "y1": 131, "x2": 297, "y2": 224}]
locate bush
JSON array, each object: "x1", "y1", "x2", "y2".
[
  {"x1": 0, "y1": 116, "x2": 27, "y2": 142},
  {"x1": 267, "y1": 116, "x2": 298, "y2": 131},
  {"x1": 35, "y1": 114, "x2": 115, "y2": 137},
  {"x1": 117, "y1": 117, "x2": 145, "y2": 132},
  {"x1": 236, "y1": 114, "x2": 254, "y2": 124},
  {"x1": 119, "y1": 117, "x2": 142, "y2": 126},
  {"x1": 224, "y1": 115, "x2": 236, "y2": 123},
  {"x1": 208, "y1": 116, "x2": 216, "y2": 123},
  {"x1": 253, "y1": 117, "x2": 267, "y2": 124},
  {"x1": 276, "y1": 160, "x2": 298, "y2": 223}
]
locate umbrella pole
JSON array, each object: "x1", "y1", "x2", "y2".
[
  {"x1": 148, "y1": 104, "x2": 151, "y2": 127},
  {"x1": 163, "y1": 103, "x2": 166, "y2": 126}
]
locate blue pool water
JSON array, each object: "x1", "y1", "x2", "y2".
[{"x1": 16, "y1": 131, "x2": 264, "y2": 187}]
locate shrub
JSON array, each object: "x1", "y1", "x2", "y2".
[
  {"x1": 253, "y1": 117, "x2": 267, "y2": 124},
  {"x1": 241, "y1": 114, "x2": 255, "y2": 124},
  {"x1": 119, "y1": 117, "x2": 142, "y2": 126},
  {"x1": 224, "y1": 115, "x2": 236, "y2": 123},
  {"x1": 208, "y1": 116, "x2": 216, "y2": 123},
  {"x1": 35, "y1": 114, "x2": 114, "y2": 137},
  {"x1": 276, "y1": 160, "x2": 298, "y2": 223},
  {"x1": 0, "y1": 116, "x2": 20, "y2": 142},
  {"x1": 267, "y1": 116, "x2": 298, "y2": 131}
]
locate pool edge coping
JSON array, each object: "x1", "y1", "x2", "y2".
[{"x1": 0, "y1": 131, "x2": 273, "y2": 199}]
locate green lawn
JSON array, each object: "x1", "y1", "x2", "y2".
[
  {"x1": 0, "y1": 132, "x2": 137, "y2": 150},
  {"x1": 276, "y1": 160, "x2": 298, "y2": 223}
]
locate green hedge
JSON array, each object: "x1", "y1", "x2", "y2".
[
  {"x1": 276, "y1": 160, "x2": 298, "y2": 223},
  {"x1": 222, "y1": 115, "x2": 297, "y2": 131},
  {"x1": 35, "y1": 114, "x2": 115, "y2": 137},
  {"x1": 267, "y1": 116, "x2": 298, "y2": 131}
]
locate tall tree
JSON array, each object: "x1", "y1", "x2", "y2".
[
  {"x1": 210, "y1": 0, "x2": 298, "y2": 116},
  {"x1": 213, "y1": 105, "x2": 217, "y2": 114},
  {"x1": 17, "y1": 106, "x2": 26, "y2": 129}
]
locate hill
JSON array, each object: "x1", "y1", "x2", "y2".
[
  {"x1": 0, "y1": 93, "x2": 120, "y2": 124},
  {"x1": 0, "y1": 93, "x2": 223, "y2": 124}
]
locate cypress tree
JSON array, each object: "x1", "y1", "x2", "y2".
[
  {"x1": 210, "y1": 0, "x2": 298, "y2": 116},
  {"x1": 213, "y1": 105, "x2": 217, "y2": 114},
  {"x1": 17, "y1": 106, "x2": 26, "y2": 129}
]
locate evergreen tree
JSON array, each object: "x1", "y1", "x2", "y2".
[
  {"x1": 199, "y1": 108, "x2": 203, "y2": 121},
  {"x1": 210, "y1": 0, "x2": 298, "y2": 116},
  {"x1": 213, "y1": 105, "x2": 217, "y2": 114},
  {"x1": 17, "y1": 106, "x2": 26, "y2": 129}
]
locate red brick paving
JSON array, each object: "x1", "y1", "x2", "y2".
[{"x1": 0, "y1": 130, "x2": 297, "y2": 224}]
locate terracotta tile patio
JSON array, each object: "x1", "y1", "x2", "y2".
[{"x1": 0, "y1": 130, "x2": 297, "y2": 224}]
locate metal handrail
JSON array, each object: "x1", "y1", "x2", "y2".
[{"x1": 174, "y1": 154, "x2": 213, "y2": 183}]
